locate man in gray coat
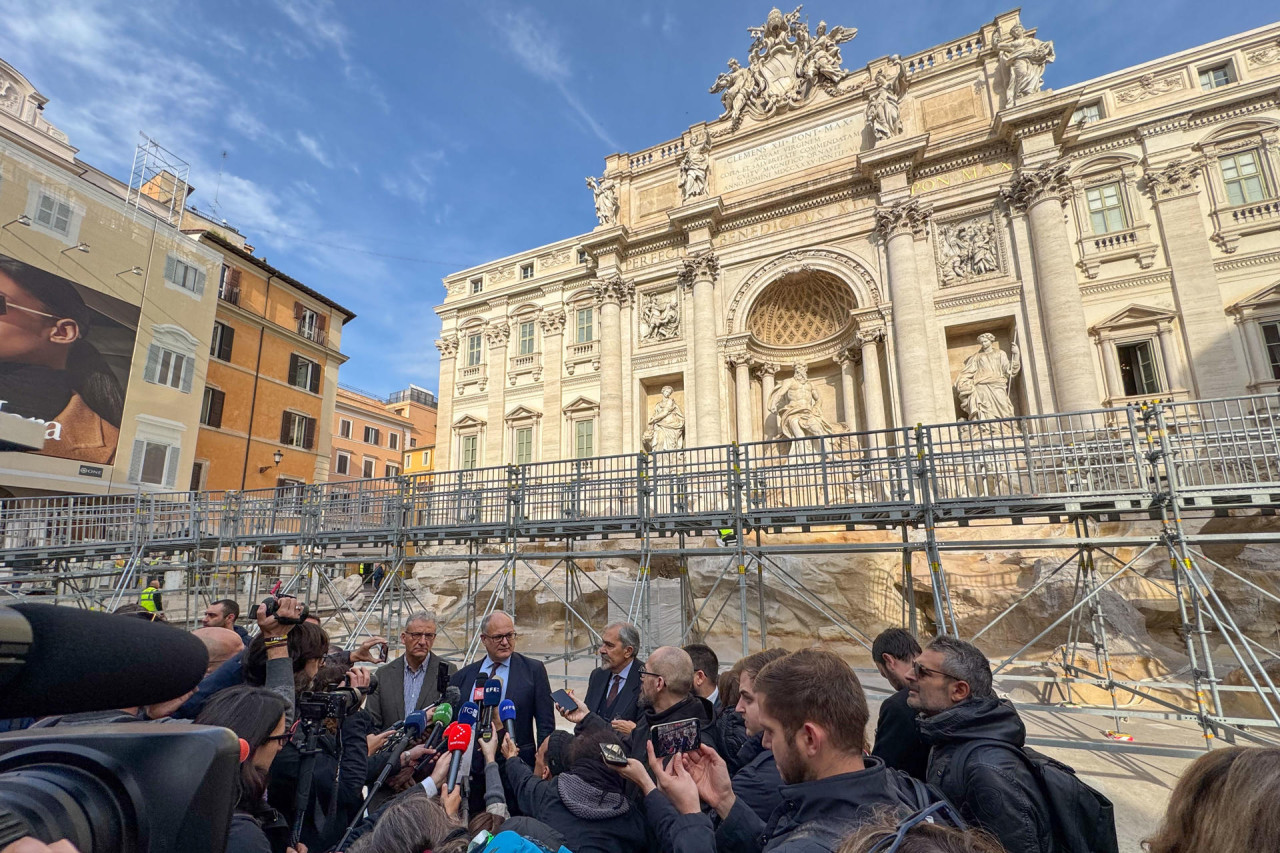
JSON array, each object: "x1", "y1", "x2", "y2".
[{"x1": 364, "y1": 611, "x2": 453, "y2": 730}]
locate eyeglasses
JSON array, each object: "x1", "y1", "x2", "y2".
[
  {"x1": 264, "y1": 728, "x2": 293, "y2": 745},
  {"x1": 637, "y1": 668, "x2": 663, "y2": 680},
  {"x1": 0, "y1": 294, "x2": 57, "y2": 319},
  {"x1": 404, "y1": 631, "x2": 436, "y2": 641},
  {"x1": 483, "y1": 632, "x2": 517, "y2": 645},
  {"x1": 912, "y1": 662, "x2": 959, "y2": 681},
  {"x1": 866, "y1": 801, "x2": 967, "y2": 853}
]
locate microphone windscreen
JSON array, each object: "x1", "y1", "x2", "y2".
[
  {"x1": 499, "y1": 699, "x2": 517, "y2": 722},
  {"x1": 404, "y1": 709, "x2": 428, "y2": 735},
  {"x1": 443, "y1": 685, "x2": 462, "y2": 710},
  {"x1": 446, "y1": 722, "x2": 471, "y2": 750},
  {"x1": 431, "y1": 703, "x2": 454, "y2": 724},
  {"x1": 0, "y1": 603, "x2": 208, "y2": 718},
  {"x1": 483, "y1": 678, "x2": 502, "y2": 706},
  {"x1": 458, "y1": 701, "x2": 480, "y2": 726}
]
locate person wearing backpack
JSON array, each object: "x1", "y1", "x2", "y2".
[{"x1": 907, "y1": 637, "x2": 1053, "y2": 853}]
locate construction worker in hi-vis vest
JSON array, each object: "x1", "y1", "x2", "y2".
[{"x1": 140, "y1": 576, "x2": 162, "y2": 612}]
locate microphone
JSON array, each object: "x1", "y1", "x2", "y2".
[
  {"x1": 442, "y1": 684, "x2": 462, "y2": 714},
  {"x1": 499, "y1": 699, "x2": 517, "y2": 725},
  {"x1": 422, "y1": 702, "x2": 454, "y2": 752},
  {"x1": 0, "y1": 603, "x2": 208, "y2": 717},
  {"x1": 445, "y1": 722, "x2": 472, "y2": 792},
  {"x1": 479, "y1": 678, "x2": 502, "y2": 740},
  {"x1": 458, "y1": 700, "x2": 480, "y2": 730},
  {"x1": 385, "y1": 709, "x2": 428, "y2": 770},
  {"x1": 471, "y1": 678, "x2": 486, "y2": 704}
]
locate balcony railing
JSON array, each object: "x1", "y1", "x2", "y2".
[
  {"x1": 297, "y1": 319, "x2": 327, "y2": 346},
  {"x1": 218, "y1": 283, "x2": 240, "y2": 305}
]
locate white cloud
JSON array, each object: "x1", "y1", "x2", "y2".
[
  {"x1": 380, "y1": 150, "x2": 444, "y2": 207},
  {"x1": 296, "y1": 131, "x2": 334, "y2": 168}
]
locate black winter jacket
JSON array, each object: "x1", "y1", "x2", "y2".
[
  {"x1": 267, "y1": 709, "x2": 372, "y2": 852},
  {"x1": 871, "y1": 687, "x2": 930, "y2": 780},
  {"x1": 712, "y1": 708, "x2": 750, "y2": 770},
  {"x1": 580, "y1": 692, "x2": 714, "y2": 762},
  {"x1": 503, "y1": 758, "x2": 649, "y2": 853},
  {"x1": 716, "y1": 756, "x2": 925, "y2": 853},
  {"x1": 732, "y1": 735, "x2": 784, "y2": 822},
  {"x1": 918, "y1": 697, "x2": 1053, "y2": 853}
]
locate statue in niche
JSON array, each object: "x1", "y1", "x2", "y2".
[
  {"x1": 678, "y1": 138, "x2": 710, "y2": 201},
  {"x1": 768, "y1": 362, "x2": 840, "y2": 441},
  {"x1": 995, "y1": 23, "x2": 1055, "y2": 107},
  {"x1": 710, "y1": 58, "x2": 756, "y2": 126},
  {"x1": 640, "y1": 291, "x2": 680, "y2": 341},
  {"x1": 586, "y1": 175, "x2": 619, "y2": 226},
  {"x1": 799, "y1": 21, "x2": 857, "y2": 85},
  {"x1": 643, "y1": 386, "x2": 685, "y2": 453},
  {"x1": 937, "y1": 218, "x2": 1001, "y2": 283},
  {"x1": 954, "y1": 333, "x2": 1021, "y2": 422},
  {"x1": 865, "y1": 56, "x2": 907, "y2": 142}
]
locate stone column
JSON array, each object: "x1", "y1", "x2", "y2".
[
  {"x1": 680, "y1": 250, "x2": 723, "y2": 445},
  {"x1": 856, "y1": 327, "x2": 887, "y2": 433},
  {"x1": 1146, "y1": 160, "x2": 1244, "y2": 396},
  {"x1": 1155, "y1": 320, "x2": 1187, "y2": 393},
  {"x1": 729, "y1": 355, "x2": 754, "y2": 443},
  {"x1": 756, "y1": 362, "x2": 779, "y2": 440},
  {"x1": 874, "y1": 198, "x2": 937, "y2": 426},
  {"x1": 591, "y1": 276, "x2": 633, "y2": 456},
  {"x1": 538, "y1": 310, "x2": 567, "y2": 460},
  {"x1": 1001, "y1": 165, "x2": 1100, "y2": 413},
  {"x1": 835, "y1": 350, "x2": 859, "y2": 427},
  {"x1": 483, "y1": 322, "x2": 510, "y2": 464},
  {"x1": 434, "y1": 335, "x2": 459, "y2": 469},
  {"x1": 1097, "y1": 336, "x2": 1124, "y2": 400},
  {"x1": 1240, "y1": 317, "x2": 1270, "y2": 387}
]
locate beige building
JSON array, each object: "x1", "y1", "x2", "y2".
[
  {"x1": 0, "y1": 58, "x2": 223, "y2": 496},
  {"x1": 434, "y1": 10, "x2": 1280, "y2": 469}
]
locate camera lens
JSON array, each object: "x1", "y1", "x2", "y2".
[{"x1": 0, "y1": 763, "x2": 133, "y2": 853}]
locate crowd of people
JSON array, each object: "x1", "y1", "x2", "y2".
[{"x1": 3, "y1": 594, "x2": 1279, "y2": 853}]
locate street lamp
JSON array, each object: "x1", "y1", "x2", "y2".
[{"x1": 258, "y1": 449, "x2": 284, "y2": 474}]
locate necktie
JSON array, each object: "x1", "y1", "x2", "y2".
[
  {"x1": 607, "y1": 674, "x2": 622, "y2": 705},
  {"x1": 488, "y1": 660, "x2": 501, "y2": 681}
]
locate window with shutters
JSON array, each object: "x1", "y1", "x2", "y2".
[
  {"x1": 189, "y1": 460, "x2": 207, "y2": 492},
  {"x1": 335, "y1": 451, "x2": 350, "y2": 476},
  {"x1": 363, "y1": 425, "x2": 381, "y2": 445},
  {"x1": 280, "y1": 411, "x2": 316, "y2": 449},
  {"x1": 461, "y1": 435, "x2": 478, "y2": 470},
  {"x1": 574, "y1": 419, "x2": 594, "y2": 459},
  {"x1": 210, "y1": 322, "x2": 235, "y2": 362},
  {"x1": 128, "y1": 438, "x2": 180, "y2": 488},
  {"x1": 200, "y1": 387, "x2": 225, "y2": 428},
  {"x1": 1263, "y1": 321, "x2": 1280, "y2": 381},
  {"x1": 164, "y1": 254, "x2": 206, "y2": 296},
  {"x1": 1117, "y1": 341, "x2": 1162, "y2": 396},
  {"x1": 515, "y1": 427, "x2": 533, "y2": 465},
  {"x1": 295, "y1": 303, "x2": 327, "y2": 344},
  {"x1": 385, "y1": 462, "x2": 400, "y2": 477},
  {"x1": 362, "y1": 457, "x2": 375, "y2": 478},
  {"x1": 339, "y1": 418, "x2": 352, "y2": 439},
  {"x1": 218, "y1": 266, "x2": 241, "y2": 304},
  {"x1": 35, "y1": 194, "x2": 72, "y2": 235},
  {"x1": 389, "y1": 432, "x2": 399, "y2": 451},
  {"x1": 144, "y1": 325, "x2": 199, "y2": 393},
  {"x1": 288, "y1": 354, "x2": 321, "y2": 393}
]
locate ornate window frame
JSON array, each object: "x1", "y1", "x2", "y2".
[
  {"x1": 1068, "y1": 156, "x2": 1157, "y2": 279},
  {"x1": 562, "y1": 397, "x2": 598, "y2": 462},
  {"x1": 1227, "y1": 281, "x2": 1280, "y2": 392},
  {"x1": 452, "y1": 414, "x2": 486, "y2": 470},
  {"x1": 456, "y1": 318, "x2": 488, "y2": 393},
  {"x1": 564, "y1": 290, "x2": 599, "y2": 376},
  {"x1": 1195, "y1": 120, "x2": 1280, "y2": 254},
  {"x1": 508, "y1": 305, "x2": 542, "y2": 385},
  {"x1": 1088, "y1": 304, "x2": 1187, "y2": 405},
  {"x1": 505, "y1": 405, "x2": 542, "y2": 465}
]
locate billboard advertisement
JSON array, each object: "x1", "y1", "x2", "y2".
[{"x1": 0, "y1": 253, "x2": 139, "y2": 466}]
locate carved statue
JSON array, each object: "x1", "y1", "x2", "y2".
[
  {"x1": 585, "y1": 175, "x2": 619, "y2": 227},
  {"x1": 678, "y1": 138, "x2": 710, "y2": 201},
  {"x1": 643, "y1": 386, "x2": 685, "y2": 453},
  {"x1": 710, "y1": 58, "x2": 757, "y2": 125},
  {"x1": 996, "y1": 23, "x2": 1055, "y2": 107},
  {"x1": 937, "y1": 218, "x2": 1000, "y2": 283},
  {"x1": 768, "y1": 362, "x2": 840, "y2": 441},
  {"x1": 800, "y1": 21, "x2": 857, "y2": 85},
  {"x1": 640, "y1": 291, "x2": 680, "y2": 341},
  {"x1": 954, "y1": 333, "x2": 1021, "y2": 422},
  {"x1": 865, "y1": 55, "x2": 907, "y2": 142},
  {"x1": 748, "y1": 6, "x2": 805, "y2": 55}
]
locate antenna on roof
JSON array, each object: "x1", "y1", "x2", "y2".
[{"x1": 210, "y1": 150, "x2": 227, "y2": 218}]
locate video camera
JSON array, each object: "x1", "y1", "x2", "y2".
[
  {"x1": 0, "y1": 603, "x2": 236, "y2": 853},
  {"x1": 296, "y1": 671, "x2": 377, "y2": 722},
  {"x1": 260, "y1": 593, "x2": 309, "y2": 625}
]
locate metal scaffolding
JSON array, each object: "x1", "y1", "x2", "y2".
[{"x1": 3, "y1": 395, "x2": 1279, "y2": 745}]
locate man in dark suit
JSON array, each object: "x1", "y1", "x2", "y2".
[
  {"x1": 685, "y1": 642, "x2": 721, "y2": 717},
  {"x1": 870, "y1": 627, "x2": 929, "y2": 780},
  {"x1": 365, "y1": 611, "x2": 453, "y2": 730},
  {"x1": 582, "y1": 621, "x2": 644, "y2": 736},
  {"x1": 450, "y1": 609, "x2": 554, "y2": 768}
]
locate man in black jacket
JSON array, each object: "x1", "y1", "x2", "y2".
[
  {"x1": 730, "y1": 647, "x2": 787, "y2": 822},
  {"x1": 908, "y1": 636, "x2": 1052, "y2": 853},
  {"x1": 583, "y1": 621, "x2": 644, "y2": 731},
  {"x1": 693, "y1": 648, "x2": 930, "y2": 852},
  {"x1": 870, "y1": 628, "x2": 930, "y2": 780}
]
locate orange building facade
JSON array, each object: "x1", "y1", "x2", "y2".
[
  {"x1": 331, "y1": 386, "x2": 413, "y2": 482},
  {"x1": 189, "y1": 226, "x2": 355, "y2": 491},
  {"x1": 387, "y1": 385, "x2": 437, "y2": 475}
]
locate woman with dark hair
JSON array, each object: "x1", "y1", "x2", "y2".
[
  {"x1": 0, "y1": 256, "x2": 125, "y2": 463},
  {"x1": 244, "y1": 620, "x2": 330, "y2": 696},
  {"x1": 195, "y1": 685, "x2": 301, "y2": 853}
]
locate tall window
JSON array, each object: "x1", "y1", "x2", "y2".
[
  {"x1": 335, "y1": 452, "x2": 350, "y2": 476},
  {"x1": 1199, "y1": 62, "x2": 1234, "y2": 90},
  {"x1": 280, "y1": 412, "x2": 316, "y2": 449},
  {"x1": 210, "y1": 322, "x2": 235, "y2": 362},
  {"x1": 362, "y1": 457, "x2": 375, "y2": 478},
  {"x1": 1117, "y1": 341, "x2": 1161, "y2": 396},
  {"x1": 35, "y1": 194, "x2": 72, "y2": 235},
  {"x1": 385, "y1": 463, "x2": 400, "y2": 477},
  {"x1": 576, "y1": 308, "x2": 594, "y2": 343},
  {"x1": 461, "y1": 435, "x2": 478, "y2": 469},
  {"x1": 515, "y1": 427, "x2": 533, "y2": 465},
  {"x1": 363, "y1": 426, "x2": 381, "y2": 445},
  {"x1": 574, "y1": 420, "x2": 594, "y2": 459},
  {"x1": 145, "y1": 345, "x2": 192, "y2": 392},
  {"x1": 339, "y1": 418, "x2": 352, "y2": 439},
  {"x1": 129, "y1": 439, "x2": 179, "y2": 487},
  {"x1": 389, "y1": 432, "x2": 399, "y2": 451},
  {"x1": 1263, "y1": 322, "x2": 1280, "y2": 381},
  {"x1": 1220, "y1": 150, "x2": 1269, "y2": 206},
  {"x1": 164, "y1": 255, "x2": 206, "y2": 295},
  {"x1": 1085, "y1": 182, "x2": 1127, "y2": 234},
  {"x1": 200, "y1": 388, "x2": 225, "y2": 428},
  {"x1": 518, "y1": 321, "x2": 536, "y2": 355},
  {"x1": 288, "y1": 354, "x2": 321, "y2": 393},
  {"x1": 466, "y1": 334, "x2": 482, "y2": 366},
  {"x1": 295, "y1": 303, "x2": 326, "y2": 343},
  {"x1": 219, "y1": 266, "x2": 241, "y2": 304}
]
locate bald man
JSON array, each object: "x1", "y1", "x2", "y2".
[{"x1": 193, "y1": 627, "x2": 245, "y2": 675}]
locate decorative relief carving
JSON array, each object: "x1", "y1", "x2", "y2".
[
  {"x1": 874, "y1": 197, "x2": 933, "y2": 240},
  {"x1": 754, "y1": 361, "x2": 780, "y2": 379},
  {"x1": 935, "y1": 214, "x2": 1003, "y2": 285},
  {"x1": 435, "y1": 335, "x2": 459, "y2": 358},
  {"x1": 1145, "y1": 159, "x2": 1203, "y2": 200},
  {"x1": 537, "y1": 309, "x2": 567, "y2": 335},
  {"x1": 0, "y1": 73, "x2": 22, "y2": 116},
  {"x1": 727, "y1": 249, "x2": 883, "y2": 332},
  {"x1": 999, "y1": 164, "x2": 1072, "y2": 212},
  {"x1": 491, "y1": 265, "x2": 516, "y2": 284},
  {"x1": 678, "y1": 250, "x2": 720, "y2": 289},
  {"x1": 709, "y1": 6, "x2": 858, "y2": 132},
  {"x1": 855, "y1": 325, "x2": 886, "y2": 347},
  {"x1": 483, "y1": 323, "x2": 511, "y2": 347},
  {"x1": 1115, "y1": 73, "x2": 1185, "y2": 104},
  {"x1": 586, "y1": 175, "x2": 620, "y2": 226},
  {"x1": 639, "y1": 289, "x2": 681, "y2": 342},
  {"x1": 1246, "y1": 40, "x2": 1280, "y2": 67},
  {"x1": 589, "y1": 276, "x2": 635, "y2": 306},
  {"x1": 747, "y1": 274, "x2": 857, "y2": 347},
  {"x1": 995, "y1": 23, "x2": 1055, "y2": 108},
  {"x1": 537, "y1": 248, "x2": 572, "y2": 268}
]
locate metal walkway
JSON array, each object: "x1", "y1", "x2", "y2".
[{"x1": 3, "y1": 395, "x2": 1280, "y2": 745}]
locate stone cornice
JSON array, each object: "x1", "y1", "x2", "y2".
[
  {"x1": 991, "y1": 90, "x2": 1080, "y2": 142},
  {"x1": 934, "y1": 284, "x2": 1022, "y2": 312},
  {"x1": 874, "y1": 197, "x2": 933, "y2": 240},
  {"x1": 677, "y1": 249, "x2": 720, "y2": 289},
  {"x1": 858, "y1": 133, "x2": 930, "y2": 184},
  {"x1": 579, "y1": 225, "x2": 630, "y2": 259},
  {"x1": 913, "y1": 144, "x2": 1013, "y2": 179},
  {"x1": 999, "y1": 163, "x2": 1072, "y2": 212},
  {"x1": 1215, "y1": 249, "x2": 1280, "y2": 274},
  {"x1": 668, "y1": 196, "x2": 725, "y2": 236},
  {"x1": 1079, "y1": 270, "x2": 1172, "y2": 298}
]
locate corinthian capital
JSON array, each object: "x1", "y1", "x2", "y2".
[
  {"x1": 537, "y1": 309, "x2": 567, "y2": 335},
  {"x1": 1145, "y1": 159, "x2": 1203, "y2": 201},
  {"x1": 590, "y1": 275, "x2": 635, "y2": 306},
  {"x1": 999, "y1": 163, "x2": 1072, "y2": 212},
  {"x1": 435, "y1": 335, "x2": 459, "y2": 357},
  {"x1": 483, "y1": 322, "x2": 511, "y2": 346},
  {"x1": 678, "y1": 249, "x2": 720, "y2": 289},
  {"x1": 874, "y1": 197, "x2": 933, "y2": 241},
  {"x1": 855, "y1": 325, "x2": 886, "y2": 347}
]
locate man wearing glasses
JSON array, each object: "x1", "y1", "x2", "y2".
[
  {"x1": 364, "y1": 610, "x2": 453, "y2": 730},
  {"x1": 451, "y1": 610, "x2": 554, "y2": 768}
]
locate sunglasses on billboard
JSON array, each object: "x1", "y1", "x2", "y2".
[{"x1": 0, "y1": 294, "x2": 57, "y2": 319}]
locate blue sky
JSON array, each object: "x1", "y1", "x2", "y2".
[{"x1": 2, "y1": 1, "x2": 1274, "y2": 396}]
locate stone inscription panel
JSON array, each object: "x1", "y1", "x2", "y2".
[
  {"x1": 920, "y1": 87, "x2": 980, "y2": 130},
  {"x1": 635, "y1": 182, "x2": 679, "y2": 219},
  {"x1": 716, "y1": 117, "x2": 859, "y2": 194}
]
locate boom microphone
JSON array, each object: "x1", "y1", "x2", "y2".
[
  {"x1": 0, "y1": 603, "x2": 208, "y2": 717},
  {"x1": 445, "y1": 722, "x2": 472, "y2": 792},
  {"x1": 479, "y1": 678, "x2": 502, "y2": 740}
]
